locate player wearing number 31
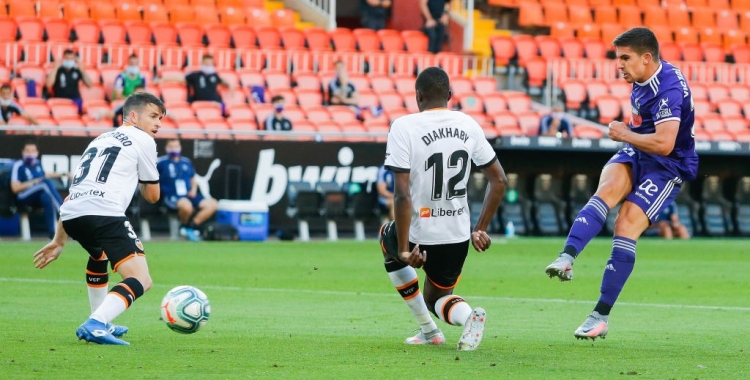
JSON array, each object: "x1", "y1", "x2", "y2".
[
  {"x1": 33, "y1": 92, "x2": 165, "y2": 346},
  {"x1": 544, "y1": 28, "x2": 699, "y2": 340},
  {"x1": 380, "y1": 67, "x2": 508, "y2": 351}
]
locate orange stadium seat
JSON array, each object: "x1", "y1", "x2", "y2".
[
  {"x1": 304, "y1": 27, "x2": 331, "y2": 51},
  {"x1": 560, "y1": 37, "x2": 583, "y2": 59},
  {"x1": 256, "y1": 26, "x2": 281, "y2": 49},
  {"x1": 160, "y1": 84, "x2": 188, "y2": 106},
  {"x1": 369, "y1": 75, "x2": 394, "y2": 93},
  {"x1": 536, "y1": 36, "x2": 561, "y2": 59},
  {"x1": 217, "y1": 0, "x2": 246, "y2": 7},
  {"x1": 575, "y1": 125, "x2": 604, "y2": 139},
  {"x1": 229, "y1": 25, "x2": 256, "y2": 49},
  {"x1": 219, "y1": 6, "x2": 246, "y2": 25},
  {"x1": 170, "y1": 4, "x2": 196, "y2": 24},
  {"x1": 167, "y1": 104, "x2": 196, "y2": 121},
  {"x1": 715, "y1": 10, "x2": 739, "y2": 31},
  {"x1": 99, "y1": 20, "x2": 126, "y2": 44},
  {"x1": 205, "y1": 24, "x2": 231, "y2": 48},
  {"x1": 517, "y1": 111, "x2": 541, "y2": 135},
  {"x1": 271, "y1": 9, "x2": 296, "y2": 28},
  {"x1": 513, "y1": 34, "x2": 538, "y2": 66},
  {"x1": 723, "y1": 116, "x2": 747, "y2": 132},
  {"x1": 586, "y1": 80, "x2": 609, "y2": 107},
  {"x1": 152, "y1": 23, "x2": 178, "y2": 45},
  {"x1": 703, "y1": 43, "x2": 726, "y2": 62},
  {"x1": 596, "y1": 95, "x2": 622, "y2": 124},
  {"x1": 90, "y1": 4, "x2": 116, "y2": 21},
  {"x1": 296, "y1": 89, "x2": 323, "y2": 108},
  {"x1": 347, "y1": 74, "x2": 369, "y2": 91},
  {"x1": 49, "y1": 98, "x2": 80, "y2": 119},
  {"x1": 489, "y1": 36, "x2": 515, "y2": 66},
  {"x1": 379, "y1": 30, "x2": 404, "y2": 52},
  {"x1": 594, "y1": 6, "x2": 618, "y2": 25},
  {"x1": 63, "y1": 1, "x2": 90, "y2": 21},
  {"x1": 247, "y1": 8, "x2": 272, "y2": 27},
  {"x1": 330, "y1": 28, "x2": 356, "y2": 51},
  {"x1": 329, "y1": 106, "x2": 358, "y2": 123},
  {"x1": 674, "y1": 27, "x2": 699, "y2": 45},
  {"x1": 279, "y1": 27, "x2": 305, "y2": 50},
  {"x1": 293, "y1": 72, "x2": 321, "y2": 90},
  {"x1": 660, "y1": 41, "x2": 682, "y2": 61},
  {"x1": 699, "y1": 28, "x2": 723, "y2": 46},
  {"x1": 734, "y1": 0, "x2": 750, "y2": 11},
  {"x1": 45, "y1": 19, "x2": 71, "y2": 42},
  {"x1": 608, "y1": 81, "x2": 631, "y2": 98},
  {"x1": 473, "y1": 77, "x2": 497, "y2": 95},
  {"x1": 577, "y1": 24, "x2": 601, "y2": 40},
  {"x1": 18, "y1": 18, "x2": 44, "y2": 42},
  {"x1": 80, "y1": 85, "x2": 105, "y2": 102},
  {"x1": 601, "y1": 23, "x2": 626, "y2": 45},
  {"x1": 505, "y1": 92, "x2": 531, "y2": 113},
  {"x1": 116, "y1": 3, "x2": 141, "y2": 22},
  {"x1": 519, "y1": 2, "x2": 544, "y2": 27},
  {"x1": 304, "y1": 107, "x2": 330, "y2": 122},
  {"x1": 680, "y1": 43, "x2": 703, "y2": 61},
  {"x1": 194, "y1": 6, "x2": 220, "y2": 25},
  {"x1": 450, "y1": 77, "x2": 473, "y2": 98},
  {"x1": 142, "y1": 4, "x2": 169, "y2": 23},
  {"x1": 192, "y1": 0, "x2": 217, "y2": 7},
  {"x1": 667, "y1": 8, "x2": 691, "y2": 29},
  {"x1": 561, "y1": 80, "x2": 587, "y2": 110},
  {"x1": 0, "y1": 17, "x2": 18, "y2": 43},
  {"x1": 543, "y1": 2, "x2": 568, "y2": 26},
  {"x1": 525, "y1": 57, "x2": 548, "y2": 88},
  {"x1": 377, "y1": 91, "x2": 403, "y2": 112},
  {"x1": 616, "y1": 5, "x2": 642, "y2": 26},
  {"x1": 723, "y1": 29, "x2": 747, "y2": 51},
  {"x1": 568, "y1": 5, "x2": 592, "y2": 25},
  {"x1": 355, "y1": 30, "x2": 380, "y2": 52},
  {"x1": 227, "y1": 104, "x2": 255, "y2": 122},
  {"x1": 402, "y1": 31, "x2": 428, "y2": 53},
  {"x1": 176, "y1": 23, "x2": 205, "y2": 47},
  {"x1": 482, "y1": 93, "x2": 507, "y2": 116},
  {"x1": 728, "y1": 84, "x2": 750, "y2": 101},
  {"x1": 8, "y1": 1, "x2": 37, "y2": 18},
  {"x1": 717, "y1": 98, "x2": 743, "y2": 116},
  {"x1": 550, "y1": 22, "x2": 576, "y2": 39}
]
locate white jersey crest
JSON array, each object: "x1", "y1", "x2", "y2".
[
  {"x1": 384, "y1": 109, "x2": 497, "y2": 245},
  {"x1": 60, "y1": 126, "x2": 159, "y2": 220}
]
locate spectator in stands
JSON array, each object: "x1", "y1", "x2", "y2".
[
  {"x1": 538, "y1": 105, "x2": 573, "y2": 137},
  {"x1": 650, "y1": 203, "x2": 690, "y2": 240},
  {"x1": 45, "y1": 49, "x2": 93, "y2": 114},
  {"x1": 184, "y1": 54, "x2": 233, "y2": 116},
  {"x1": 10, "y1": 140, "x2": 66, "y2": 239},
  {"x1": 111, "y1": 54, "x2": 146, "y2": 101},
  {"x1": 264, "y1": 95, "x2": 293, "y2": 131},
  {"x1": 157, "y1": 139, "x2": 218, "y2": 242},
  {"x1": 328, "y1": 61, "x2": 359, "y2": 109},
  {"x1": 361, "y1": 0, "x2": 392, "y2": 31},
  {"x1": 421, "y1": 0, "x2": 450, "y2": 53},
  {"x1": 376, "y1": 165, "x2": 395, "y2": 222},
  {"x1": 0, "y1": 84, "x2": 38, "y2": 126}
]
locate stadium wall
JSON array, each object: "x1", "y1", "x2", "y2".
[{"x1": 1, "y1": 136, "x2": 748, "y2": 233}]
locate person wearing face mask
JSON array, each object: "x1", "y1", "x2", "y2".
[
  {"x1": 45, "y1": 49, "x2": 93, "y2": 114},
  {"x1": 0, "y1": 84, "x2": 39, "y2": 127},
  {"x1": 10, "y1": 140, "x2": 66, "y2": 238},
  {"x1": 538, "y1": 104, "x2": 573, "y2": 137},
  {"x1": 112, "y1": 54, "x2": 146, "y2": 101},
  {"x1": 183, "y1": 54, "x2": 233, "y2": 116},
  {"x1": 156, "y1": 139, "x2": 218, "y2": 242},
  {"x1": 264, "y1": 95, "x2": 293, "y2": 131}
]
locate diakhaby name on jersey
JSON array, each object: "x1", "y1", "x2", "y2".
[
  {"x1": 93, "y1": 131, "x2": 133, "y2": 146},
  {"x1": 421, "y1": 128, "x2": 470, "y2": 146}
]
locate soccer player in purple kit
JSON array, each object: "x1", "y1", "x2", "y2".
[{"x1": 544, "y1": 27, "x2": 699, "y2": 340}]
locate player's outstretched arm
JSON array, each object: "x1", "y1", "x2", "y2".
[
  {"x1": 33, "y1": 219, "x2": 68, "y2": 269},
  {"x1": 473, "y1": 160, "x2": 508, "y2": 252}
]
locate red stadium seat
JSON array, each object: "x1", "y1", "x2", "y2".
[
  {"x1": 723, "y1": 115, "x2": 747, "y2": 132},
  {"x1": 473, "y1": 77, "x2": 497, "y2": 95},
  {"x1": 230, "y1": 25, "x2": 256, "y2": 49},
  {"x1": 142, "y1": 3, "x2": 169, "y2": 23},
  {"x1": 378, "y1": 91, "x2": 404, "y2": 112},
  {"x1": 561, "y1": 80, "x2": 587, "y2": 110},
  {"x1": 45, "y1": 19, "x2": 71, "y2": 42},
  {"x1": 256, "y1": 26, "x2": 281, "y2": 50},
  {"x1": 115, "y1": 3, "x2": 141, "y2": 22},
  {"x1": 330, "y1": 28, "x2": 356, "y2": 52},
  {"x1": 505, "y1": 92, "x2": 532, "y2": 113},
  {"x1": 402, "y1": 31, "x2": 428, "y2": 53},
  {"x1": 176, "y1": 23, "x2": 205, "y2": 48},
  {"x1": 728, "y1": 84, "x2": 750, "y2": 102},
  {"x1": 279, "y1": 27, "x2": 305, "y2": 50},
  {"x1": 18, "y1": 17, "x2": 44, "y2": 42},
  {"x1": 378, "y1": 29, "x2": 404, "y2": 52},
  {"x1": 459, "y1": 93, "x2": 484, "y2": 113},
  {"x1": 355, "y1": 30, "x2": 380, "y2": 52},
  {"x1": 205, "y1": 24, "x2": 231, "y2": 48},
  {"x1": 596, "y1": 95, "x2": 622, "y2": 124},
  {"x1": 482, "y1": 93, "x2": 507, "y2": 116},
  {"x1": 304, "y1": 27, "x2": 330, "y2": 51},
  {"x1": 220, "y1": 6, "x2": 246, "y2": 25},
  {"x1": 152, "y1": 23, "x2": 178, "y2": 46},
  {"x1": 247, "y1": 8, "x2": 272, "y2": 27},
  {"x1": 536, "y1": 36, "x2": 561, "y2": 59},
  {"x1": 489, "y1": 36, "x2": 515, "y2": 66},
  {"x1": 295, "y1": 89, "x2": 323, "y2": 108}
]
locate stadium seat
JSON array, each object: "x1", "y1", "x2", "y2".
[
  {"x1": 115, "y1": 3, "x2": 141, "y2": 22},
  {"x1": 176, "y1": 23, "x2": 205, "y2": 47},
  {"x1": 279, "y1": 27, "x2": 305, "y2": 50},
  {"x1": 355, "y1": 30, "x2": 380, "y2": 52},
  {"x1": 513, "y1": 35, "x2": 538, "y2": 66},
  {"x1": 293, "y1": 72, "x2": 321, "y2": 91},
  {"x1": 49, "y1": 98, "x2": 80, "y2": 119},
  {"x1": 16, "y1": 64, "x2": 47, "y2": 84},
  {"x1": 271, "y1": 9, "x2": 296, "y2": 28},
  {"x1": 227, "y1": 104, "x2": 255, "y2": 122},
  {"x1": 402, "y1": 31, "x2": 428, "y2": 53},
  {"x1": 63, "y1": 1, "x2": 90, "y2": 21},
  {"x1": 489, "y1": 35, "x2": 515, "y2": 67},
  {"x1": 152, "y1": 23, "x2": 178, "y2": 46},
  {"x1": 45, "y1": 19, "x2": 71, "y2": 43},
  {"x1": 536, "y1": 36, "x2": 561, "y2": 59},
  {"x1": 192, "y1": 101, "x2": 223, "y2": 119},
  {"x1": 97, "y1": 20, "x2": 126, "y2": 44},
  {"x1": 716, "y1": 10, "x2": 739, "y2": 31},
  {"x1": 717, "y1": 98, "x2": 743, "y2": 116},
  {"x1": 304, "y1": 27, "x2": 330, "y2": 51},
  {"x1": 166, "y1": 104, "x2": 196, "y2": 121},
  {"x1": 505, "y1": 92, "x2": 532, "y2": 113},
  {"x1": 703, "y1": 43, "x2": 726, "y2": 63},
  {"x1": 561, "y1": 80, "x2": 587, "y2": 110},
  {"x1": 525, "y1": 57, "x2": 547, "y2": 89},
  {"x1": 594, "y1": 6, "x2": 618, "y2": 25},
  {"x1": 230, "y1": 25, "x2": 256, "y2": 49},
  {"x1": 378, "y1": 91, "x2": 404, "y2": 112},
  {"x1": 458, "y1": 93, "x2": 484, "y2": 113},
  {"x1": 368, "y1": 75, "x2": 393, "y2": 93},
  {"x1": 482, "y1": 93, "x2": 507, "y2": 116},
  {"x1": 204, "y1": 24, "x2": 231, "y2": 48},
  {"x1": 517, "y1": 111, "x2": 541, "y2": 135},
  {"x1": 707, "y1": 83, "x2": 730, "y2": 103},
  {"x1": 596, "y1": 95, "x2": 622, "y2": 124},
  {"x1": 9, "y1": 1, "x2": 38, "y2": 18},
  {"x1": 160, "y1": 84, "x2": 188, "y2": 106},
  {"x1": 393, "y1": 75, "x2": 416, "y2": 93},
  {"x1": 574, "y1": 125, "x2": 604, "y2": 139},
  {"x1": 193, "y1": 6, "x2": 220, "y2": 25},
  {"x1": 219, "y1": 6, "x2": 246, "y2": 25},
  {"x1": 519, "y1": 2, "x2": 544, "y2": 27},
  {"x1": 330, "y1": 28, "x2": 356, "y2": 52},
  {"x1": 473, "y1": 77, "x2": 497, "y2": 95},
  {"x1": 728, "y1": 84, "x2": 750, "y2": 102},
  {"x1": 577, "y1": 24, "x2": 602, "y2": 40},
  {"x1": 723, "y1": 29, "x2": 747, "y2": 52},
  {"x1": 18, "y1": 18, "x2": 44, "y2": 42},
  {"x1": 247, "y1": 8, "x2": 272, "y2": 27},
  {"x1": 329, "y1": 106, "x2": 358, "y2": 123},
  {"x1": 378, "y1": 29, "x2": 404, "y2": 52},
  {"x1": 256, "y1": 26, "x2": 281, "y2": 50},
  {"x1": 295, "y1": 89, "x2": 323, "y2": 108},
  {"x1": 723, "y1": 115, "x2": 747, "y2": 132},
  {"x1": 586, "y1": 80, "x2": 609, "y2": 107},
  {"x1": 549, "y1": 22, "x2": 576, "y2": 39},
  {"x1": 80, "y1": 85, "x2": 105, "y2": 102},
  {"x1": 559, "y1": 38, "x2": 583, "y2": 59}
]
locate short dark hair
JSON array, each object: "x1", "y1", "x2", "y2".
[
  {"x1": 271, "y1": 95, "x2": 284, "y2": 103},
  {"x1": 123, "y1": 92, "x2": 166, "y2": 119},
  {"x1": 63, "y1": 49, "x2": 75, "y2": 56},
  {"x1": 128, "y1": 54, "x2": 139, "y2": 60},
  {"x1": 0, "y1": 83, "x2": 11, "y2": 91},
  {"x1": 415, "y1": 67, "x2": 450, "y2": 101},
  {"x1": 22, "y1": 139, "x2": 37, "y2": 149},
  {"x1": 613, "y1": 27, "x2": 660, "y2": 61},
  {"x1": 202, "y1": 54, "x2": 214, "y2": 61}
]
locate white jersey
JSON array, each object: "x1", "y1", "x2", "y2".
[
  {"x1": 60, "y1": 126, "x2": 159, "y2": 220},
  {"x1": 384, "y1": 109, "x2": 497, "y2": 245}
]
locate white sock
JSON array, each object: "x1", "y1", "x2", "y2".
[
  {"x1": 388, "y1": 266, "x2": 439, "y2": 334},
  {"x1": 87, "y1": 285, "x2": 108, "y2": 314},
  {"x1": 90, "y1": 294, "x2": 127, "y2": 325},
  {"x1": 435, "y1": 295, "x2": 472, "y2": 326}
]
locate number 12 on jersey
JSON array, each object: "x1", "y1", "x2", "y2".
[{"x1": 425, "y1": 150, "x2": 469, "y2": 201}]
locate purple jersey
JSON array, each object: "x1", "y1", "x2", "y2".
[{"x1": 629, "y1": 60, "x2": 699, "y2": 180}]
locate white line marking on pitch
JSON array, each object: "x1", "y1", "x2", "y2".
[{"x1": 2, "y1": 277, "x2": 748, "y2": 312}]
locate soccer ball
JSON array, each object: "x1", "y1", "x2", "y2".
[{"x1": 160, "y1": 285, "x2": 210, "y2": 334}]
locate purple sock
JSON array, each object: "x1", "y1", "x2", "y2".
[
  {"x1": 563, "y1": 196, "x2": 610, "y2": 257},
  {"x1": 597, "y1": 236, "x2": 636, "y2": 313}
]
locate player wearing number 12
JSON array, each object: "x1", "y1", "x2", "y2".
[
  {"x1": 544, "y1": 28, "x2": 699, "y2": 340},
  {"x1": 380, "y1": 67, "x2": 508, "y2": 351},
  {"x1": 33, "y1": 92, "x2": 165, "y2": 345}
]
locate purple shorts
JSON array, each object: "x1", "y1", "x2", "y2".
[{"x1": 606, "y1": 146, "x2": 684, "y2": 223}]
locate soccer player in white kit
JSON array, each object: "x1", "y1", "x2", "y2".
[
  {"x1": 33, "y1": 92, "x2": 165, "y2": 345},
  {"x1": 380, "y1": 67, "x2": 508, "y2": 350}
]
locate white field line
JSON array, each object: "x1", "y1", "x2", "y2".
[{"x1": 2, "y1": 277, "x2": 748, "y2": 312}]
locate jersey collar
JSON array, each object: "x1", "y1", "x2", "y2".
[{"x1": 634, "y1": 62, "x2": 663, "y2": 87}]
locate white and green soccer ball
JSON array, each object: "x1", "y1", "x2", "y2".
[{"x1": 160, "y1": 285, "x2": 211, "y2": 334}]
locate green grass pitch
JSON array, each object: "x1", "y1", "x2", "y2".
[{"x1": 1, "y1": 238, "x2": 749, "y2": 379}]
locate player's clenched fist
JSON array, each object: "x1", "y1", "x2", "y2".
[
  {"x1": 398, "y1": 244, "x2": 427, "y2": 269},
  {"x1": 472, "y1": 231, "x2": 491, "y2": 252}
]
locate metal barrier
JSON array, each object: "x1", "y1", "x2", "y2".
[{"x1": 283, "y1": 0, "x2": 336, "y2": 30}]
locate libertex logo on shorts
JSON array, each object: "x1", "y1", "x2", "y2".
[{"x1": 419, "y1": 207, "x2": 466, "y2": 218}]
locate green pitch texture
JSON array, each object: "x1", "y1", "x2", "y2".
[{"x1": 1, "y1": 238, "x2": 748, "y2": 379}]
